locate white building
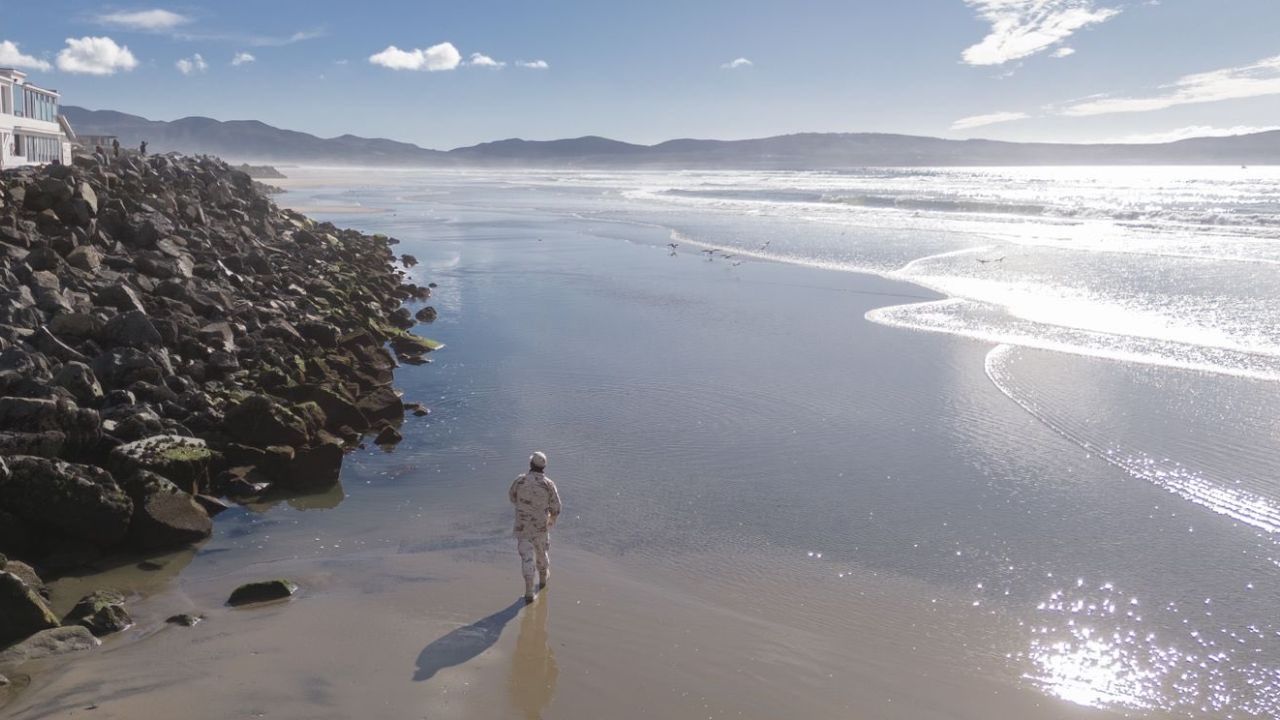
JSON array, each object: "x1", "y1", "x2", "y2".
[{"x1": 0, "y1": 68, "x2": 72, "y2": 169}]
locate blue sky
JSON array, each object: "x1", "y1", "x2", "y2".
[{"x1": 1, "y1": 1, "x2": 1278, "y2": 148}]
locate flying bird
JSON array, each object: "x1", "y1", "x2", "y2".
[{"x1": 976, "y1": 256, "x2": 1005, "y2": 264}]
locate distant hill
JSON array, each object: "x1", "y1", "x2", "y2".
[
  {"x1": 61, "y1": 106, "x2": 1280, "y2": 167},
  {"x1": 62, "y1": 107, "x2": 445, "y2": 165}
]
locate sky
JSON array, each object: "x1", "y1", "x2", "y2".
[{"x1": 1, "y1": 0, "x2": 1278, "y2": 148}]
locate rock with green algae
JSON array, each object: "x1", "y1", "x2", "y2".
[
  {"x1": 63, "y1": 590, "x2": 132, "y2": 637},
  {"x1": 227, "y1": 579, "x2": 298, "y2": 606},
  {"x1": 108, "y1": 434, "x2": 215, "y2": 494},
  {"x1": 0, "y1": 572, "x2": 60, "y2": 646}
]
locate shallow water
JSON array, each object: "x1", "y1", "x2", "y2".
[{"x1": 9, "y1": 167, "x2": 1280, "y2": 719}]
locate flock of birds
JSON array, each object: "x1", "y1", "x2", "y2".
[{"x1": 666, "y1": 239, "x2": 773, "y2": 267}]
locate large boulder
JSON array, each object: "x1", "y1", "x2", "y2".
[
  {"x1": 118, "y1": 470, "x2": 212, "y2": 550},
  {"x1": 95, "y1": 285, "x2": 147, "y2": 315},
  {"x1": 109, "y1": 435, "x2": 213, "y2": 494},
  {"x1": 0, "y1": 397, "x2": 100, "y2": 458},
  {"x1": 52, "y1": 361, "x2": 103, "y2": 405},
  {"x1": 0, "y1": 626, "x2": 99, "y2": 665},
  {"x1": 0, "y1": 457, "x2": 133, "y2": 547},
  {"x1": 354, "y1": 386, "x2": 403, "y2": 427},
  {"x1": 63, "y1": 590, "x2": 132, "y2": 637},
  {"x1": 287, "y1": 440, "x2": 344, "y2": 490},
  {"x1": 0, "y1": 572, "x2": 60, "y2": 646},
  {"x1": 224, "y1": 394, "x2": 311, "y2": 447},
  {"x1": 102, "y1": 310, "x2": 162, "y2": 348}
]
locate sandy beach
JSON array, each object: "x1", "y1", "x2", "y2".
[{"x1": 6, "y1": 167, "x2": 1278, "y2": 719}]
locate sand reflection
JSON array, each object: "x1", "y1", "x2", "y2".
[{"x1": 507, "y1": 594, "x2": 558, "y2": 720}]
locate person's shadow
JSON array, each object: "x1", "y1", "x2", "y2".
[{"x1": 413, "y1": 599, "x2": 525, "y2": 681}]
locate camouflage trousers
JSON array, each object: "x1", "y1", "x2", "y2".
[{"x1": 517, "y1": 533, "x2": 550, "y2": 586}]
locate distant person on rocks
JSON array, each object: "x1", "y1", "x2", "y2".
[
  {"x1": 140, "y1": 140, "x2": 148, "y2": 156},
  {"x1": 112, "y1": 138, "x2": 120, "y2": 158},
  {"x1": 509, "y1": 451, "x2": 562, "y2": 603}
]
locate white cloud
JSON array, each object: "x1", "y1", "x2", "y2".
[
  {"x1": 0, "y1": 40, "x2": 51, "y2": 71},
  {"x1": 1061, "y1": 54, "x2": 1280, "y2": 116},
  {"x1": 56, "y1": 36, "x2": 138, "y2": 75},
  {"x1": 468, "y1": 52, "x2": 505, "y2": 68},
  {"x1": 516, "y1": 59, "x2": 549, "y2": 69},
  {"x1": 721, "y1": 57, "x2": 753, "y2": 69},
  {"x1": 176, "y1": 53, "x2": 208, "y2": 75},
  {"x1": 951, "y1": 110, "x2": 1031, "y2": 130},
  {"x1": 96, "y1": 8, "x2": 191, "y2": 31},
  {"x1": 1109, "y1": 125, "x2": 1280, "y2": 144},
  {"x1": 961, "y1": 0, "x2": 1119, "y2": 66},
  {"x1": 231, "y1": 51, "x2": 255, "y2": 66},
  {"x1": 1053, "y1": 46, "x2": 1076, "y2": 57},
  {"x1": 369, "y1": 42, "x2": 461, "y2": 71}
]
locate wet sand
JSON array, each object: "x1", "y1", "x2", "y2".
[
  {"x1": 6, "y1": 168, "x2": 1276, "y2": 719},
  {"x1": 6, "y1": 544, "x2": 1119, "y2": 720}
]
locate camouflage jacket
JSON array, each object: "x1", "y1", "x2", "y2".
[{"x1": 509, "y1": 471, "x2": 562, "y2": 539}]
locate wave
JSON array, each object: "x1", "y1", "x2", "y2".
[
  {"x1": 984, "y1": 344, "x2": 1280, "y2": 535},
  {"x1": 869, "y1": 298, "x2": 1280, "y2": 383},
  {"x1": 655, "y1": 185, "x2": 1280, "y2": 231}
]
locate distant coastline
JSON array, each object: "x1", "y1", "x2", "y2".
[{"x1": 61, "y1": 106, "x2": 1280, "y2": 169}]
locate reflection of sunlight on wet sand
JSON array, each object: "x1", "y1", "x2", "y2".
[
  {"x1": 508, "y1": 593, "x2": 558, "y2": 719},
  {"x1": 1027, "y1": 636, "x2": 1156, "y2": 710},
  {"x1": 1020, "y1": 579, "x2": 1280, "y2": 717}
]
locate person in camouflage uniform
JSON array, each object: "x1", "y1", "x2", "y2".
[{"x1": 509, "y1": 451, "x2": 562, "y2": 602}]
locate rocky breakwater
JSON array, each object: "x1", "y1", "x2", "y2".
[{"x1": 0, "y1": 153, "x2": 439, "y2": 660}]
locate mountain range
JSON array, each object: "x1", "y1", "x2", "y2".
[{"x1": 62, "y1": 106, "x2": 1280, "y2": 168}]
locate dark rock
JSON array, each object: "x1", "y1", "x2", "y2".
[
  {"x1": 414, "y1": 306, "x2": 438, "y2": 323},
  {"x1": 118, "y1": 469, "x2": 212, "y2": 550},
  {"x1": 49, "y1": 311, "x2": 103, "y2": 339},
  {"x1": 102, "y1": 310, "x2": 162, "y2": 348},
  {"x1": 95, "y1": 285, "x2": 147, "y2": 314},
  {"x1": 33, "y1": 326, "x2": 90, "y2": 364},
  {"x1": 224, "y1": 394, "x2": 311, "y2": 447},
  {"x1": 0, "y1": 456, "x2": 133, "y2": 547},
  {"x1": 0, "y1": 571, "x2": 60, "y2": 646},
  {"x1": 287, "y1": 441, "x2": 344, "y2": 489},
  {"x1": 64, "y1": 590, "x2": 132, "y2": 637},
  {"x1": 65, "y1": 245, "x2": 103, "y2": 272},
  {"x1": 52, "y1": 361, "x2": 103, "y2": 404},
  {"x1": 388, "y1": 307, "x2": 415, "y2": 330},
  {"x1": 165, "y1": 613, "x2": 203, "y2": 627},
  {"x1": 374, "y1": 425, "x2": 403, "y2": 445},
  {"x1": 354, "y1": 386, "x2": 403, "y2": 427},
  {"x1": 0, "y1": 508, "x2": 30, "y2": 556},
  {"x1": 227, "y1": 579, "x2": 297, "y2": 606}
]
